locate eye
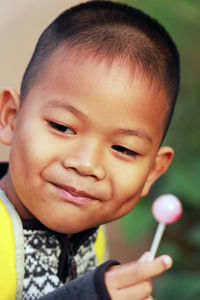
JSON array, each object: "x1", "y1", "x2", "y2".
[
  {"x1": 112, "y1": 145, "x2": 138, "y2": 158},
  {"x1": 49, "y1": 121, "x2": 75, "y2": 134}
]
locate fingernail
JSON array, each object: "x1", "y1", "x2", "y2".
[{"x1": 161, "y1": 255, "x2": 173, "y2": 268}]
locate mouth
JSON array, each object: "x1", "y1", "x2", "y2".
[{"x1": 51, "y1": 183, "x2": 98, "y2": 205}]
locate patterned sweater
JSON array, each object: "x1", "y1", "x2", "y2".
[{"x1": 22, "y1": 219, "x2": 98, "y2": 299}]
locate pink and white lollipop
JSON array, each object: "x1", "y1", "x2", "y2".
[{"x1": 148, "y1": 194, "x2": 183, "y2": 261}]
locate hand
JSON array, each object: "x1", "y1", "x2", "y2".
[{"x1": 105, "y1": 252, "x2": 173, "y2": 300}]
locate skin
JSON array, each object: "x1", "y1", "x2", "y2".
[{"x1": 0, "y1": 48, "x2": 174, "y2": 299}]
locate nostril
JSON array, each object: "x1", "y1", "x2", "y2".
[
  {"x1": 70, "y1": 164, "x2": 98, "y2": 178},
  {"x1": 62, "y1": 159, "x2": 105, "y2": 180}
]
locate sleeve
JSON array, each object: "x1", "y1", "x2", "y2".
[{"x1": 38, "y1": 260, "x2": 119, "y2": 300}]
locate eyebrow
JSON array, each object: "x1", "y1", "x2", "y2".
[
  {"x1": 47, "y1": 100, "x2": 88, "y2": 121},
  {"x1": 47, "y1": 100, "x2": 152, "y2": 144},
  {"x1": 114, "y1": 128, "x2": 152, "y2": 144}
]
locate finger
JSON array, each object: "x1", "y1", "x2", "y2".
[
  {"x1": 133, "y1": 255, "x2": 172, "y2": 284},
  {"x1": 138, "y1": 251, "x2": 150, "y2": 263},
  {"x1": 106, "y1": 255, "x2": 172, "y2": 289},
  {"x1": 114, "y1": 280, "x2": 153, "y2": 300}
]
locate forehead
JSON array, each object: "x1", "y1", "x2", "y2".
[{"x1": 31, "y1": 46, "x2": 169, "y2": 144}]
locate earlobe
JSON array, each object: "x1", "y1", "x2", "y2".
[
  {"x1": 0, "y1": 88, "x2": 20, "y2": 145},
  {"x1": 141, "y1": 146, "x2": 174, "y2": 197}
]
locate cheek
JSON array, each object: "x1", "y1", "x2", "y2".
[
  {"x1": 109, "y1": 161, "x2": 151, "y2": 218},
  {"x1": 112, "y1": 162, "x2": 150, "y2": 198},
  {"x1": 9, "y1": 124, "x2": 51, "y2": 189},
  {"x1": 12, "y1": 119, "x2": 55, "y2": 163}
]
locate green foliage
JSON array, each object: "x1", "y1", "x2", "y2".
[
  {"x1": 153, "y1": 270, "x2": 200, "y2": 300},
  {"x1": 119, "y1": 197, "x2": 155, "y2": 243},
  {"x1": 118, "y1": 0, "x2": 200, "y2": 298}
]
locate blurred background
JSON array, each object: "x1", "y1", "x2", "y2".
[{"x1": 0, "y1": 0, "x2": 199, "y2": 299}]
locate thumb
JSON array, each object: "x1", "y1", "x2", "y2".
[{"x1": 138, "y1": 252, "x2": 151, "y2": 263}]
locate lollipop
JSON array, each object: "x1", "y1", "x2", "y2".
[{"x1": 148, "y1": 194, "x2": 183, "y2": 262}]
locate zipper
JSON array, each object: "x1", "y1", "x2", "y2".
[{"x1": 67, "y1": 242, "x2": 77, "y2": 280}]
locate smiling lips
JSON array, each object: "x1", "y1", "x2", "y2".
[{"x1": 53, "y1": 183, "x2": 97, "y2": 205}]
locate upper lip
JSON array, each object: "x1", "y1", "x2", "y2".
[{"x1": 52, "y1": 182, "x2": 98, "y2": 200}]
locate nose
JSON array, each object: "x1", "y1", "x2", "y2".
[{"x1": 62, "y1": 138, "x2": 106, "y2": 180}]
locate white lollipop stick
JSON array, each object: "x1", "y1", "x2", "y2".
[
  {"x1": 148, "y1": 223, "x2": 165, "y2": 262},
  {"x1": 148, "y1": 194, "x2": 182, "y2": 262}
]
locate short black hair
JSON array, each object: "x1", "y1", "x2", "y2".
[{"x1": 20, "y1": 0, "x2": 180, "y2": 137}]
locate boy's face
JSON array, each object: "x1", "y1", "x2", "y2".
[{"x1": 0, "y1": 49, "x2": 173, "y2": 234}]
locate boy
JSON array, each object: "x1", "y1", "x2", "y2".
[{"x1": 0, "y1": 0, "x2": 180, "y2": 299}]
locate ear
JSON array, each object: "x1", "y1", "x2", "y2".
[
  {"x1": 141, "y1": 146, "x2": 174, "y2": 197},
  {"x1": 0, "y1": 88, "x2": 20, "y2": 145}
]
